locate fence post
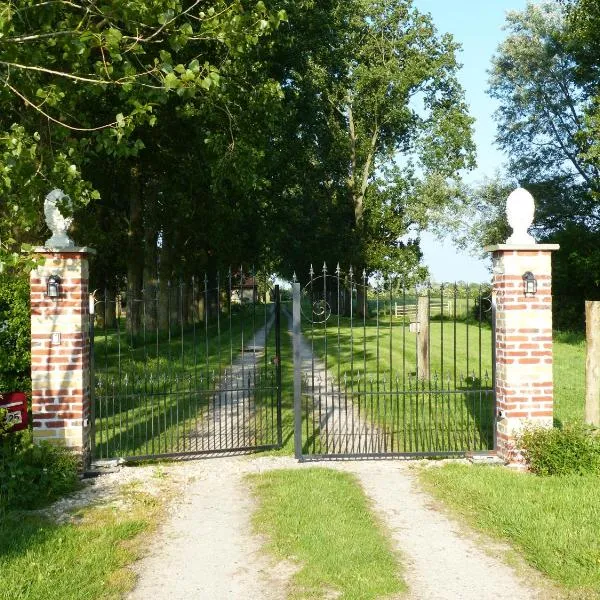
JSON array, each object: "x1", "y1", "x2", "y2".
[
  {"x1": 485, "y1": 188, "x2": 559, "y2": 465},
  {"x1": 292, "y1": 282, "x2": 302, "y2": 459},
  {"x1": 416, "y1": 295, "x2": 430, "y2": 380},
  {"x1": 30, "y1": 246, "x2": 96, "y2": 467},
  {"x1": 585, "y1": 301, "x2": 600, "y2": 426}
]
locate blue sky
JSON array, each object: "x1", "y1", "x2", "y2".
[{"x1": 413, "y1": 0, "x2": 529, "y2": 282}]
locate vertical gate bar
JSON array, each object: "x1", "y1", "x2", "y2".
[
  {"x1": 453, "y1": 283, "x2": 458, "y2": 386},
  {"x1": 349, "y1": 267, "x2": 354, "y2": 455},
  {"x1": 116, "y1": 291, "x2": 122, "y2": 389},
  {"x1": 292, "y1": 281, "x2": 302, "y2": 459},
  {"x1": 101, "y1": 288, "x2": 108, "y2": 459},
  {"x1": 375, "y1": 277, "x2": 381, "y2": 453},
  {"x1": 322, "y1": 264, "x2": 328, "y2": 453},
  {"x1": 466, "y1": 285, "x2": 470, "y2": 389},
  {"x1": 414, "y1": 284, "x2": 419, "y2": 451},
  {"x1": 178, "y1": 282, "x2": 184, "y2": 451},
  {"x1": 167, "y1": 282, "x2": 173, "y2": 453},
  {"x1": 203, "y1": 275, "x2": 210, "y2": 449},
  {"x1": 440, "y1": 285, "x2": 445, "y2": 450},
  {"x1": 478, "y1": 285, "x2": 484, "y2": 450},
  {"x1": 336, "y1": 265, "x2": 342, "y2": 454},
  {"x1": 362, "y1": 269, "x2": 367, "y2": 454},
  {"x1": 229, "y1": 269, "x2": 238, "y2": 449},
  {"x1": 389, "y1": 277, "x2": 393, "y2": 452},
  {"x1": 275, "y1": 285, "x2": 282, "y2": 448},
  {"x1": 141, "y1": 285, "x2": 147, "y2": 456},
  {"x1": 217, "y1": 272, "x2": 223, "y2": 450},
  {"x1": 89, "y1": 293, "x2": 96, "y2": 461},
  {"x1": 192, "y1": 277, "x2": 198, "y2": 452},
  {"x1": 251, "y1": 267, "x2": 257, "y2": 449}
]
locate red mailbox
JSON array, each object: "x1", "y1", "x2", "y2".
[{"x1": 0, "y1": 392, "x2": 28, "y2": 432}]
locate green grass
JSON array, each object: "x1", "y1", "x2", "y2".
[
  {"x1": 419, "y1": 463, "x2": 600, "y2": 598},
  {"x1": 553, "y1": 331, "x2": 586, "y2": 426},
  {"x1": 249, "y1": 468, "x2": 405, "y2": 600},
  {"x1": 0, "y1": 485, "x2": 162, "y2": 600},
  {"x1": 92, "y1": 304, "x2": 279, "y2": 458}
]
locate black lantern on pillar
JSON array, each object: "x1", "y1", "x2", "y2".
[
  {"x1": 522, "y1": 271, "x2": 537, "y2": 296},
  {"x1": 46, "y1": 275, "x2": 61, "y2": 299}
]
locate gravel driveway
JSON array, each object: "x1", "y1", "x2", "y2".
[{"x1": 96, "y1": 455, "x2": 550, "y2": 600}]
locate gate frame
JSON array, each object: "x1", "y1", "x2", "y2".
[{"x1": 292, "y1": 274, "x2": 497, "y2": 461}]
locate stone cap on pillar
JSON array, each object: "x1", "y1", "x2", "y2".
[
  {"x1": 33, "y1": 246, "x2": 97, "y2": 255},
  {"x1": 484, "y1": 188, "x2": 560, "y2": 254},
  {"x1": 484, "y1": 244, "x2": 560, "y2": 253}
]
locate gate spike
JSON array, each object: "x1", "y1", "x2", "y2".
[
  {"x1": 309, "y1": 264, "x2": 314, "y2": 277},
  {"x1": 322, "y1": 262, "x2": 327, "y2": 274},
  {"x1": 348, "y1": 265, "x2": 354, "y2": 279},
  {"x1": 335, "y1": 262, "x2": 341, "y2": 275},
  {"x1": 362, "y1": 268, "x2": 367, "y2": 281}
]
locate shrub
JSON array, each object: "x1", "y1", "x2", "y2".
[
  {"x1": 519, "y1": 424, "x2": 600, "y2": 476},
  {"x1": 0, "y1": 271, "x2": 31, "y2": 393},
  {"x1": 0, "y1": 431, "x2": 80, "y2": 512}
]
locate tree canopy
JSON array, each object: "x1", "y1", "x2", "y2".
[{"x1": 1, "y1": 0, "x2": 475, "y2": 297}]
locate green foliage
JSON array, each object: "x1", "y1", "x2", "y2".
[
  {"x1": 519, "y1": 424, "x2": 600, "y2": 476},
  {"x1": 0, "y1": 431, "x2": 80, "y2": 511},
  {"x1": 0, "y1": 271, "x2": 30, "y2": 392}
]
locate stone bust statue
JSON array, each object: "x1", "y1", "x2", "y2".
[
  {"x1": 505, "y1": 187, "x2": 536, "y2": 245},
  {"x1": 44, "y1": 189, "x2": 75, "y2": 248}
]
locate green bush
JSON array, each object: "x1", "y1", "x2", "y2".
[
  {"x1": 519, "y1": 424, "x2": 600, "y2": 476},
  {"x1": 0, "y1": 271, "x2": 31, "y2": 392},
  {"x1": 0, "y1": 431, "x2": 80, "y2": 511}
]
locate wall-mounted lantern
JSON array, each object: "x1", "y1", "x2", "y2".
[
  {"x1": 46, "y1": 274, "x2": 61, "y2": 299},
  {"x1": 522, "y1": 271, "x2": 537, "y2": 296}
]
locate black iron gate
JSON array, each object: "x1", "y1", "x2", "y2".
[
  {"x1": 293, "y1": 265, "x2": 496, "y2": 460},
  {"x1": 90, "y1": 272, "x2": 282, "y2": 461}
]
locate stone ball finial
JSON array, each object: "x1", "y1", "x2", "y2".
[
  {"x1": 44, "y1": 189, "x2": 75, "y2": 248},
  {"x1": 505, "y1": 187, "x2": 535, "y2": 245}
]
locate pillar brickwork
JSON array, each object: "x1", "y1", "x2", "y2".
[
  {"x1": 486, "y1": 244, "x2": 559, "y2": 463},
  {"x1": 30, "y1": 247, "x2": 95, "y2": 464}
]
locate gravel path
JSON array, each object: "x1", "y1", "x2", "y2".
[
  {"x1": 287, "y1": 307, "x2": 383, "y2": 455},
  {"x1": 115, "y1": 456, "x2": 547, "y2": 600},
  {"x1": 191, "y1": 309, "x2": 277, "y2": 452}
]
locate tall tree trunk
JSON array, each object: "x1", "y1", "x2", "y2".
[
  {"x1": 158, "y1": 230, "x2": 173, "y2": 332},
  {"x1": 126, "y1": 162, "x2": 144, "y2": 338},
  {"x1": 143, "y1": 227, "x2": 158, "y2": 333}
]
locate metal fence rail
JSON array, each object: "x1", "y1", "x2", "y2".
[
  {"x1": 91, "y1": 271, "x2": 282, "y2": 460},
  {"x1": 293, "y1": 264, "x2": 496, "y2": 459}
]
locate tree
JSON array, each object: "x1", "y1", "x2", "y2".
[
  {"x1": 471, "y1": 1, "x2": 600, "y2": 329},
  {"x1": 262, "y1": 0, "x2": 475, "y2": 281},
  {"x1": 0, "y1": 0, "x2": 288, "y2": 271}
]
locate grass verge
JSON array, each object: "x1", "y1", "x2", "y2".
[
  {"x1": 0, "y1": 481, "x2": 163, "y2": 600},
  {"x1": 419, "y1": 463, "x2": 600, "y2": 598},
  {"x1": 248, "y1": 467, "x2": 405, "y2": 600}
]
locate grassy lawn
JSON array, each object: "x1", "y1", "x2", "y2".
[
  {"x1": 419, "y1": 463, "x2": 600, "y2": 598},
  {"x1": 0, "y1": 483, "x2": 163, "y2": 600},
  {"x1": 249, "y1": 468, "x2": 405, "y2": 600},
  {"x1": 93, "y1": 304, "x2": 279, "y2": 458},
  {"x1": 553, "y1": 331, "x2": 586, "y2": 426}
]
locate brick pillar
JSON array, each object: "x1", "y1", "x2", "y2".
[
  {"x1": 485, "y1": 244, "x2": 559, "y2": 463},
  {"x1": 30, "y1": 247, "x2": 95, "y2": 465}
]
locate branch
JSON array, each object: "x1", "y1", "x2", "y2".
[
  {"x1": 0, "y1": 60, "x2": 112, "y2": 85},
  {"x1": 0, "y1": 31, "x2": 79, "y2": 44},
  {"x1": 3, "y1": 80, "x2": 118, "y2": 131}
]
